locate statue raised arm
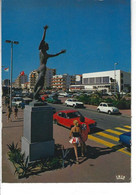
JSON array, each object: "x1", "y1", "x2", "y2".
[{"x1": 33, "y1": 26, "x2": 66, "y2": 100}]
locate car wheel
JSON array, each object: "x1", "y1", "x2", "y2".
[
  {"x1": 108, "y1": 110, "x2": 111, "y2": 115},
  {"x1": 97, "y1": 109, "x2": 100, "y2": 113}
]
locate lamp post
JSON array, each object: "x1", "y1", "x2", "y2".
[
  {"x1": 5, "y1": 40, "x2": 19, "y2": 108},
  {"x1": 114, "y1": 62, "x2": 118, "y2": 93}
]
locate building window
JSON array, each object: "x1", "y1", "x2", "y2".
[
  {"x1": 83, "y1": 78, "x2": 88, "y2": 84},
  {"x1": 121, "y1": 79, "x2": 123, "y2": 84},
  {"x1": 103, "y1": 77, "x2": 109, "y2": 83},
  {"x1": 96, "y1": 77, "x2": 101, "y2": 84}
]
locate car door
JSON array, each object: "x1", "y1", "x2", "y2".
[
  {"x1": 99, "y1": 103, "x2": 104, "y2": 112},
  {"x1": 103, "y1": 103, "x2": 108, "y2": 113},
  {"x1": 57, "y1": 112, "x2": 67, "y2": 126},
  {"x1": 67, "y1": 99, "x2": 72, "y2": 106}
]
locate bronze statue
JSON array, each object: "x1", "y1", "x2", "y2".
[{"x1": 34, "y1": 25, "x2": 66, "y2": 100}]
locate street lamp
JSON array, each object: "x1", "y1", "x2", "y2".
[
  {"x1": 5, "y1": 40, "x2": 19, "y2": 108},
  {"x1": 114, "y1": 62, "x2": 118, "y2": 93}
]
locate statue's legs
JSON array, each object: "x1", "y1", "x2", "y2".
[{"x1": 34, "y1": 74, "x2": 45, "y2": 100}]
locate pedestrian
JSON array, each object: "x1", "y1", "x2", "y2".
[
  {"x1": 80, "y1": 116, "x2": 90, "y2": 157},
  {"x1": 69, "y1": 120, "x2": 82, "y2": 164},
  {"x1": 5, "y1": 96, "x2": 9, "y2": 107},
  {"x1": 20, "y1": 101, "x2": 25, "y2": 109},
  {"x1": 14, "y1": 105, "x2": 18, "y2": 119},
  {"x1": 7, "y1": 105, "x2": 12, "y2": 122}
]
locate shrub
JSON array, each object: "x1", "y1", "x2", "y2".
[
  {"x1": 77, "y1": 94, "x2": 90, "y2": 104},
  {"x1": 89, "y1": 97, "x2": 102, "y2": 106}
]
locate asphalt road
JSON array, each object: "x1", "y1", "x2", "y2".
[{"x1": 50, "y1": 103, "x2": 131, "y2": 130}]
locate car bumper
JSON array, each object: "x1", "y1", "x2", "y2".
[
  {"x1": 112, "y1": 110, "x2": 119, "y2": 113},
  {"x1": 89, "y1": 122, "x2": 97, "y2": 129},
  {"x1": 75, "y1": 104, "x2": 84, "y2": 108}
]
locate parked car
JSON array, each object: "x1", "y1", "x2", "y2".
[
  {"x1": 41, "y1": 94, "x2": 49, "y2": 101},
  {"x1": 65, "y1": 98, "x2": 84, "y2": 108},
  {"x1": 59, "y1": 92, "x2": 69, "y2": 97},
  {"x1": 97, "y1": 102, "x2": 119, "y2": 115},
  {"x1": 53, "y1": 109, "x2": 97, "y2": 130},
  {"x1": 12, "y1": 97, "x2": 23, "y2": 107},
  {"x1": 46, "y1": 97, "x2": 61, "y2": 104},
  {"x1": 119, "y1": 132, "x2": 131, "y2": 148}
]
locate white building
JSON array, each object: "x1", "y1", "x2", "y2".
[
  {"x1": 29, "y1": 70, "x2": 39, "y2": 90},
  {"x1": 75, "y1": 75, "x2": 82, "y2": 85},
  {"x1": 82, "y1": 70, "x2": 131, "y2": 93}
]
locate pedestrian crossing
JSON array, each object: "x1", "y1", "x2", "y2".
[{"x1": 88, "y1": 125, "x2": 131, "y2": 156}]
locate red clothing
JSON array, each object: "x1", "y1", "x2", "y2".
[{"x1": 80, "y1": 123, "x2": 90, "y2": 142}]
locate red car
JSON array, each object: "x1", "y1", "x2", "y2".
[
  {"x1": 53, "y1": 110, "x2": 97, "y2": 131},
  {"x1": 41, "y1": 94, "x2": 48, "y2": 101}
]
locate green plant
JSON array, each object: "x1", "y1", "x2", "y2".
[
  {"x1": 8, "y1": 150, "x2": 24, "y2": 164},
  {"x1": 47, "y1": 157, "x2": 62, "y2": 169},
  {"x1": 38, "y1": 158, "x2": 49, "y2": 171},
  {"x1": 7, "y1": 142, "x2": 20, "y2": 153},
  {"x1": 77, "y1": 94, "x2": 90, "y2": 104},
  {"x1": 7, "y1": 142, "x2": 23, "y2": 164},
  {"x1": 89, "y1": 97, "x2": 102, "y2": 106},
  {"x1": 61, "y1": 146, "x2": 70, "y2": 168},
  {"x1": 17, "y1": 156, "x2": 34, "y2": 177}
]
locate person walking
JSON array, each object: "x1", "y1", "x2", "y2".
[
  {"x1": 7, "y1": 105, "x2": 12, "y2": 122},
  {"x1": 80, "y1": 116, "x2": 90, "y2": 157},
  {"x1": 14, "y1": 105, "x2": 18, "y2": 119},
  {"x1": 69, "y1": 120, "x2": 82, "y2": 164}
]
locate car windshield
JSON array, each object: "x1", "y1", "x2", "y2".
[
  {"x1": 67, "y1": 111, "x2": 81, "y2": 118},
  {"x1": 68, "y1": 99, "x2": 76, "y2": 102},
  {"x1": 107, "y1": 103, "x2": 113, "y2": 107}
]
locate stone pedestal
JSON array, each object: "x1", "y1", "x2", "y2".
[{"x1": 21, "y1": 103, "x2": 54, "y2": 162}]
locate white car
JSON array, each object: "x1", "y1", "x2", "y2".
[
  {"x1": 12, "y1": 97, "x2": 23, "y2": 107},
  {"x1": 97, "y1": 102, "x2": 119, "y2": 115},
  {"x1": 65, "y1": 98, "x2": 84, "y2": 108},
  {"x1": 58, "y1": 92, "x2": 67, "y2": 97}
]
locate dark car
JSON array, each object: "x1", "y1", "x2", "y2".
[
  {"x1": 119, "y1": 132, "x2": 131, "y2": 148},
  {"x1": 46, "y1": 97, "x2": 61, "y2": 104}
]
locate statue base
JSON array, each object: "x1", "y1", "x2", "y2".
[
  {"x1": 21, "y1": 103, "x2": 54, "y2": 162},
  {"x1": 22, "y1": 137, "x2": 54, "y2": 162}
]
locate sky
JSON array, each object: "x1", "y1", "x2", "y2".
[{"x1": 2, "y1": 0, "x2": 131, "y2": 81}]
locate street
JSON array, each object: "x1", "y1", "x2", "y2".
[{"x1": 50, "y1": 103, "x2": 131, "y2": 156}]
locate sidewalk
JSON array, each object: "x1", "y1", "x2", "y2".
[{"x1": 2, "y1": 104, "x2": 131, "y2": 183}]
